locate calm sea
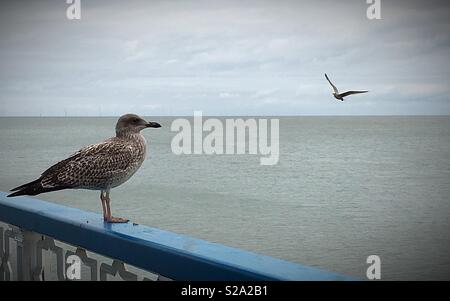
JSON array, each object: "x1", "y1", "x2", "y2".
[{"x1": 1, "y1": 116, "x2": 449, "y2": 280}]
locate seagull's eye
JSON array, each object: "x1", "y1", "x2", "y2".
[{"x1": 133, "y1": 118, "x2": 139, "y2": 123}]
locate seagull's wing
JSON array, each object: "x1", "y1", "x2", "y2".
[
  {"x1": 339, "y1": 90, "x2": 368, "y2": 98},
  {"x1": 8, "y1": 138, "x2": 140, "y2": 197},
  {"x1": 9, "y1": 138, "x2": 137, "y2": 196},
  {"x1": 40, "y1": 138, "x2": 136, "y2": 189},
  {"x1": 325, "y1": 73, "x2": 339, "y2": 94}
]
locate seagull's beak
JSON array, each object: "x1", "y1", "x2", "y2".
[{"x1": 146, "y1": 121, "x2": 161, "y2": 128}]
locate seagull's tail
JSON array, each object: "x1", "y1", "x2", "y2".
[
  {"x1": 8, "y1": 178, "x2": 70, "y2": 197},
  {"x1": 7, "y1": 179, "x2": 44, "y2": 197}
]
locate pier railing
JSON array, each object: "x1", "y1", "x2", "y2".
[{"x1": 0, "y1": 192, "x2": 354, "y2": 281}]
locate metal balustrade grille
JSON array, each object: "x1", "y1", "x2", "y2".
[{"x1": 0, "y1": 222, "x2": 169, "y2": 281}]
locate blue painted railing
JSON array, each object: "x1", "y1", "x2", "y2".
[{"x1": 0, "y1": 191, "x2": 354, "y2": 280}]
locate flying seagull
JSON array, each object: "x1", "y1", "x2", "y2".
[
  {"x1": 325, "y1": 73, "x2": 368, "y2": 101},
  {"x1": 7, "y1": 114, "x2": 161, "y2": 223}
]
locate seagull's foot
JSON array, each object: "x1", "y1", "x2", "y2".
[{"x1": 105, "y1": 216, "x2": 129, "y2": 223}]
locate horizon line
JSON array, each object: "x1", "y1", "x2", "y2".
[{"x1": 1, "y1": 114, "x2": 450, "y2": 118}]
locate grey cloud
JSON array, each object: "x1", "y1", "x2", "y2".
[{"x1": 0, "y1": 0, "x2": 449, "y2": 116}]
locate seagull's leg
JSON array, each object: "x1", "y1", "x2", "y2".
[
  {"x1": 105, "y1": 190, "x2": 112, "y2": 221},
  {"x1": 100, "y1": 190, "x2": 108, "y2": 221},
  {"x1": 105, "y1": 190, "x2": 129, "y2": 223}
]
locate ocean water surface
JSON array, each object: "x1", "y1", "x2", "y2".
[{"x1": 1, "y1": 116, "x2": 449, "y2": 280}]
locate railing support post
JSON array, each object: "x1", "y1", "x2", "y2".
[
  {"x1": 17, "y1": 229, "x2": 41, "y2": 281},
  {"x1": 0, "y1": 226, "x2": 4, "y2": 281}
]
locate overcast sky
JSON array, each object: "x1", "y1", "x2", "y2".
[{"x1": 0, "y1": 0, "x2": 449, "y2": 116}]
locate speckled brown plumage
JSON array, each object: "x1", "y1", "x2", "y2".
[{"x1": 40, "y1": 135, "x2": 147, "y2": 190}]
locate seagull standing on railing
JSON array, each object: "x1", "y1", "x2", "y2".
[
  {"x1": 325, "y1": 73, "x2": 368, "y2": 101},
  {"x1": 7, "y1": 114, "x2": 161, "y2": 223}
]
